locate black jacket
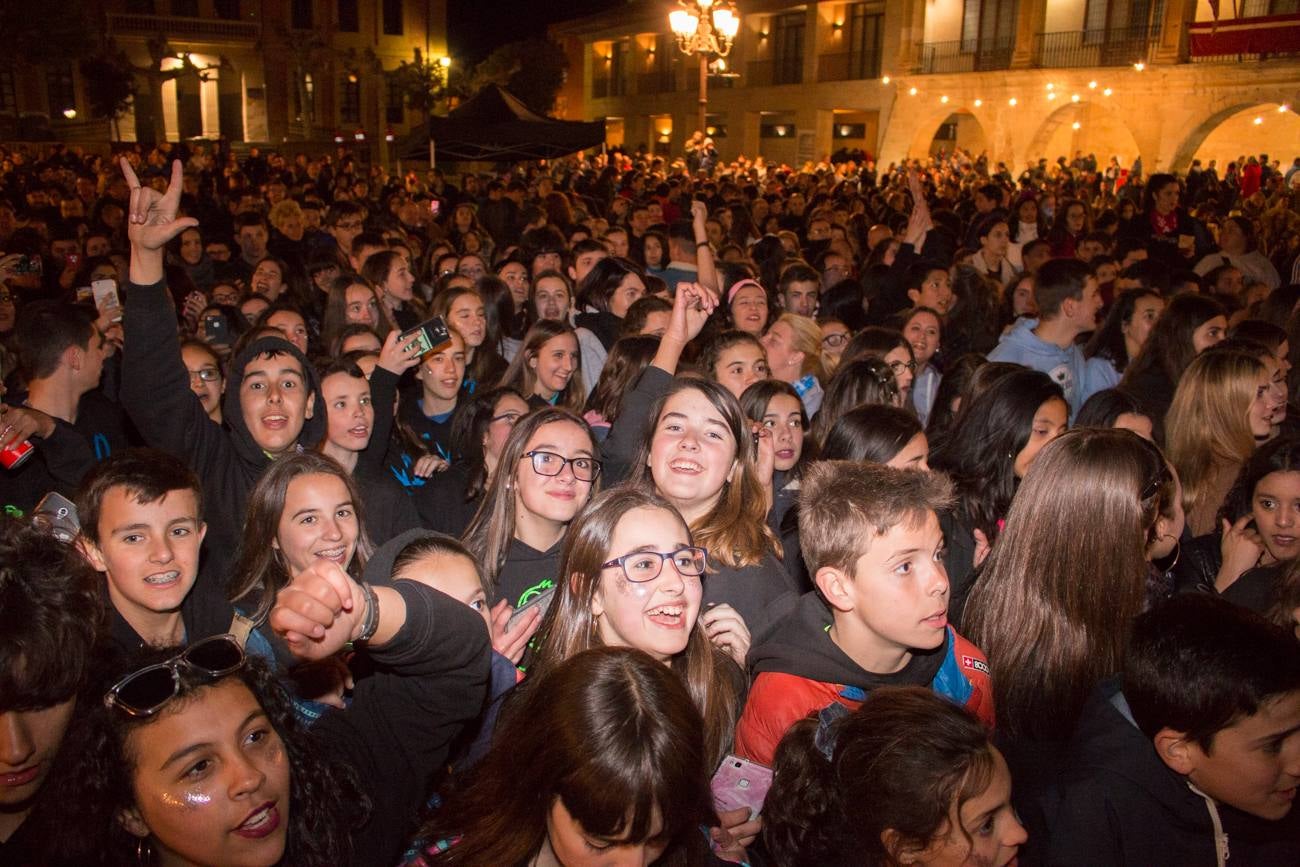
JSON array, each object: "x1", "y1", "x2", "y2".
[
  {"x1": 105, "y1": 557, "x2": 235, "y2": 653},
  {"x1": 318, "y1": 579, "x2": 491, "y2": 866},
  {"x1": 1046, "y1": 679, "x2": 1300, "y2": 866},
  {"x1": 122, "y1": 279, "x2": 325, "y2": 556}
]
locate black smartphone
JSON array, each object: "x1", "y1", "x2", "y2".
[
  {"x1": 400, "y1": 316, "x2": 452, "y2": 357},
  {"x1": 204, "y1": 313, "x2": 231, "y2": 346}
]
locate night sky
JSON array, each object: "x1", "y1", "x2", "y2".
[{"x1": 448, "y1": 0, "x2": 626, "y2": 65}]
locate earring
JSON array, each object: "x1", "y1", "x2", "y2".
[
  {"x1": 1162, "y1": 535, "x2": 1182, "y2": 571},
  {"x1": 136, "y1": 838, "x2": 153, "y2": 866}
]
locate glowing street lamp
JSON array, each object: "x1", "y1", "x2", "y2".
[{"x1": 670, "y1": 0, "x2": 739, "y2": 135}]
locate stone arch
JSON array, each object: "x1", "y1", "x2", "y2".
[
  {"x1": 1170, "y1": 100, "x2": 1300, "y2": 173},
  {"x1": 1024, "y1": 100, "x2": 1143, "y2": 168},
  {"x1": 906, "y1": 107, "x2": 990, "y2": 160}
]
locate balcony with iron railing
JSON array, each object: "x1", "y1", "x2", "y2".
[
  {"x1": 1033, "y1": 24, "x2": 1159, "y2": 67},
  {"x1": 817, "y1": 51, "x2": 882, "y2": 82},
  {"x1": 107, "y1": 13, "x2": 260, "y2": 41},
  {"x1": 916, "y1": 36, "x2": 1013, "y2": 74},
  {"x1": 1188, "y1": 12, "x2": 1300, "y2": 63},
  {"x1": 746, "y1": 57, "x2": 804, "y2": 86},
  {"x1": 592, "y1": 76, "x2": 630, "y2": 99}
]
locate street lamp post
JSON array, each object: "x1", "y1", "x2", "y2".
[{"x1": 669, "y1": 0, "x2": 740, "y2": 138}]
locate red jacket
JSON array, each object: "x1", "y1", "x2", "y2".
[{"x1": 733, "y1": 594, "x2": 994, "y2": 765}]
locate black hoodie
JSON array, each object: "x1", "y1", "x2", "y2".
[
  {"x1": 1046, "y1": 679, "x2": 1300, "y2": 866},
  {"x1": 122, "y1": 278, "x2": 325, "y2": 557}
]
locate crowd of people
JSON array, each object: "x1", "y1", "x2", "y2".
[{"x1": 2, "y1": 134, "x2": 1300, "y2": 866}]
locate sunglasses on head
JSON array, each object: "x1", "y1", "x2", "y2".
[{"x1": 103, "y1": 634, "x2": 246, "y2": 718}]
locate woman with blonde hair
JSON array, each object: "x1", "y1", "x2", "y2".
[
  {"x1": 1166, "y1": 348, "x2": 1274, "y2": 535},
  {"x1": 761, "y1": 312, "x2": 827, "y2": 416}
]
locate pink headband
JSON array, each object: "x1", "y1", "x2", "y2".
[{"x1": 728, "y1": 278, "x2": 765, "y2": 305}]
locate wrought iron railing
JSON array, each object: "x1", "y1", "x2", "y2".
[
  {"x1": 107, "y1": 13, "x2": 260, "y2": 40},
  {"x1": 917, "y1": 36, "x2": 1013, "y2": 74},
  {"x1": 1033, "y1": 24, "x2": 1159, "y2": 68}
]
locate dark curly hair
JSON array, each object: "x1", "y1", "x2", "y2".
[
  {"x1": 0, "y1": 516, "x2": 104, "y2": 710},
  {"x1": 36, "y1": 652, "x2": 367, "y2": 866},
  {"x1": 763, "y1": 686, "x2": 996, "y2": 867}
]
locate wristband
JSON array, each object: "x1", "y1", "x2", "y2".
[
  {"x1": 355, "y1": 582, "x2": 380, "y2": 644},
  {"x1": 696, "y1": 240, "x2": 711, "y2": 248}
]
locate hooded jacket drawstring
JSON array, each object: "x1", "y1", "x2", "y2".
[{"x1": 1188, "y1": 782, "x2": 1230, "y2": 866}]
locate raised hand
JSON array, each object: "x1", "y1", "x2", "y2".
[
  {"x1": 376, "y1": 326, "x2": 425, "y2": 376},
  {"x1": 121, "y1": 157, "x2": 199, "y2": 253},
  {"x1": 669, "y1": 281, "x2": 718, "y2": 345},
  {"x1": 269, "y1": 560, "x2": 364, "y2": 659}
]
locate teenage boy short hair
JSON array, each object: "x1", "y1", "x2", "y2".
[
  {"x1": 799, "y1": 461, "x2": 954, "y2": 578},
  {"x1": 1126, "y1": 594, "x2": 1300, "y2": 823},
  {"x1": 1126, "y1": 593, "x2": 1300, "y2": 754},
  {"x1": 14, "y1": 300, "x2": 97, "y2": 380},
  {"x1": 1034, "y1": 258, "x2": 1092, "y2": 320},
  {"x1": 76, "y1": 449, "x2": 203, "y2": 546}
]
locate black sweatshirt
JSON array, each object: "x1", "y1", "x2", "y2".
[
  {"x1": 1045, "y1": 679, "x2": 1300, "y2": 866},
  {"x1": 121, "y1": 278, "x2": 325, "y2": 556},
  {"x1": 316, "y1": 579, "x2": 491, "y2": 866}
]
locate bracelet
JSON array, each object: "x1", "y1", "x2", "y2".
[
  {"x1": 696, "y1": 240, "x2": 711, "y2": 248},
  {"x1": 355, "y1": 582, "x2": 380, "y2": 644}
]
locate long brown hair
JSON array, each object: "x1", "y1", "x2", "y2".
[
  {"x1": 461, "y1": 407, "x2": 596, "y2": 593},
  {"x1": 498, "y1": 319, "x2": 586, "y2": 411},
  {"x1": 963, "y1": 428, "x2": 1164, "y2": 741},
  {"x1": 530, "y1": 486, "x2": 743, "y2": 768},
  {"x1": 229, "y1": 453, "x2": 374, "y2": 623},
  {"x1": 423, "y1": 647, "x2": 715, "y2": 866},
  {"x1": 628, "y1": 378, "x2": 779, "y2": 568}
]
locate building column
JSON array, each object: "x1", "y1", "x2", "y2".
[
  {"x1": 742, "y1": 110, "x2": 761, "y2": 160},
  {"x1": 200, "y1": 73, "x2": 220, "y2": 139},
  {"x1": 161, "y1": 78, "x2": 180, "y2": 143},
  {"x1": 890, "y1": 0, "x2": 925, "y2": 76},
  {"x1": 1153, "y1": 0, "x2": 1196, "y2": 65},
  {"x1": 1010, "y1": 0, "x2": 1047, "y2": 69},
  {"x1": 812, "y1": 108, "x2": 834, "y2": 164}
]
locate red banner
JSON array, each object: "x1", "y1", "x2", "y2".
[{"x1": 1189, "y1": 13, "x2": 1300, "y2": 56}]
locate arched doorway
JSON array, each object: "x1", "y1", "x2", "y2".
[
  {"x1": 1025, "y1": 101, "x2": 1142, "y2": 169},
  {"x1": 1187, "y1": 104, "x2": 1300, "y2": 173},
  {"x1": 908, "y1": 110, "x2": 989, "y2": 159}
]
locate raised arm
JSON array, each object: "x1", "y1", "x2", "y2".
[
  {"x1": 269, "y1": 562, "x2": 490, "y2": 864},
  {"x1": 120, "y1": 160, "x2": 230, "y2": 470},
  {"x1": 601, "y1": 282, "x2": 718, "y2": 484},
  {"x1": 691, "y1": 199, "x2": 719, "y2": 294}
]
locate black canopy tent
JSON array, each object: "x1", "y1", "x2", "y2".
[{"x1": 398, "y1": 84, "x2": 606, "y2": 163}]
